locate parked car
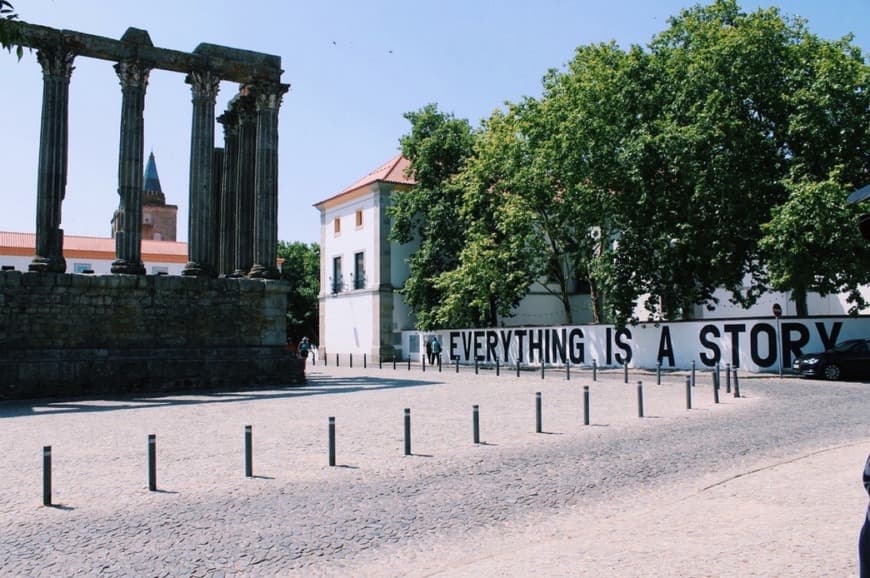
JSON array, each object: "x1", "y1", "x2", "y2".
[{"x1": 792, "y1": 338, "x2": 870, "y2": 381}]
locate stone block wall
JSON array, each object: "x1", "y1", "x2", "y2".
[{"x1": 0, "y1": 271, "x2": 305, "y2": 400}]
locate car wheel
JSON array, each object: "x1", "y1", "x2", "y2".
[{"x1": 822, "y1": 363, "x2": 841, "y2": 381}]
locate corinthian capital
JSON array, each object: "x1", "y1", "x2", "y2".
[
  {"x1": 114, "y1": 60, "x2": 151, "y2": 90},
  {"x1": 186, "y1": 70, "x2": 221, "y2": 101},
  {"x1": 253, "y1": 82, "x2": 290, "y2": 111},
  {"x1": 36, "y1": 46, "x2": 76, "y2": 79}
]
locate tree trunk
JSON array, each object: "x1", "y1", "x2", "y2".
[{"x1": 792, "y1": 285, "x2": 809, "y2": 317}]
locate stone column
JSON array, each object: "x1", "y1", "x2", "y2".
[
  {"x1": 233, "y1": 92, "x2": 257, "y2": 277},
  {"x1": 111, "y1": 60, "x2": 150, "y2": 275},
  {"x1": 248, "y1": 81, "x2": 289, "y2": 279},
  {"x1": 217, "y1": 106, "x2": 239, "y2": 276},
  {"x1": 29, "y1": 45, "x2": 75, "y2": 273},
  {"x1": 182, "y1": 70, "x2": 220, "y2": 277}
]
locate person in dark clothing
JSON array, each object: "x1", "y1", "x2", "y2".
[
  {"x1": 860, "y1": 452, "x2": 870, "y2": 578},
  {"x1": 425, "y1": 338, "x2": 433, "y2": 365},
  {"x1": 431, "y1": 336, "x2": 442, "y2": 367}
]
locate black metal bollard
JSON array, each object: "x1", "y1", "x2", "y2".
[
  {"x1": 475, "y1": 356, "x2": 479, "y2": 375},
  {"x1": 438, "y1": 355, "x2": 442, "y2": 373},
  {"x1": 566, "y1": 360, "x2": 570, "y2": 381},
  {"x1": 541, "y1": 360, "x2": 545, "y2": 380},
  {"x1": 456, "y1": 356, "x2": 460, "y2": 374},
  {"x1": 516, "y1": 358, "x2": 520, "y2": 378},
  {"x1": 715, "y1": 362, "x2": 720, "y2": 390},
  {"x1": 691, "y1": 360, "x2": 696, "y2": 387},
  {"x1": 725, "y1": 363, "x2": 731, "y2": 393},
  {"x1": 637, "y1": 381, "x2": 644, "y2": 418},
  {"x1": 42, "y1": 445, "x2": 51, "y2": 506},
  {"x1": 404, "y1": 408, "x2": 412, "y2": 456},
  {"x1": 496, "y1": 356, "x2": 500, "y2": 376},
  {"x1": 713, "y1": 379, "x2": 720, "y2": 404},
  {"x1": 472, "y1": 405, "x2": 480, "y2": 444},
  {"x1": 393, "y1": 356, "x2": 397, "y2": 370},
  {"x1": 535, "y1": 392, "x2": 542, "y2": 433},
  {"x1": 328, "y1": 417, "x2": 336, "y2": 467},
  {"x1": 245, "y1": 425, "x2": 253, "y2": 478},
  {"x1": 593, "y1": 359, "x2": 597, "y2": 382},
  {"x1": 336, "y1": 353, "x2": 339, "y2": 367},
  {"x1": 656, "y1": 362, "x2": 661, "y2": 385},
  {"x1": 379, "y1": 356, "x2": 383, "y2": 370},
  {"x1": 148, "y1": 434, "x2": 157, "y2": 491},
  {"x1": 364, "y1": 353, "x2": 367, "y2": 369},
  {"x1": 583, "y1": 385, "x2": 590, "y2": 426},
  {"x1": 734, "y1": 369, "x2": 741, "y2": 398},
  {"x1": 407, "y1": 356, "x2": 411, "y2": 371},
  {"x1": 323, "y1": 352, "x2": 327, "y2": 367},
  {"x1": 422, "y1": 355, "x2": 426, "y2": 372},
  {"x1": 686, "y1": 376, "x2": 692, "y2": 410},
  {"x1": 624, "y1": 361, "x2": 628, "y2": 384}
]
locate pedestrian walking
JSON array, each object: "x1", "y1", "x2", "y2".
[{"x1": 431, "y1": 336, "x2": 442, "y2": 367}]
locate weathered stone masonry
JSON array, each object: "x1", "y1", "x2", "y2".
[{"x1": 0, "y1": 271, "x2": 300, "y2": 399}]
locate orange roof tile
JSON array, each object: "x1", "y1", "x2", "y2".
[
  {"x1": 0, "y1": 231, "x2": 188, "y2": 262},
  {"x1": 314, "y1": 155, "x2": 416, "y2": 209}
]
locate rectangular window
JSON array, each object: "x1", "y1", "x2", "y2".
[
  {"x1": 332, "y1": 256, "x2": 343, "y2": 293},
  {"x1": 333, "y1": 217, "x2": 341, "y2": 235},
  {"x1": 354, "y1": 251, "x2": 365, "y2": 289},
  {"x1": 355, "y1": 209, "x2": 363, "y2": 228},
  {"x1": 73, "y1": 263, "x2": 92, "y2": 274}
]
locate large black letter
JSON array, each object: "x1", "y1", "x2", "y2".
[
  {"x1": 699, "y1": 325, "x2": 721, "y2": 366},
  {"x1": 657, "y1": 326, "x2": 675, "y2": 367},
  {"x1": 614, "y1": 328, "x2": 632, "y2": 364},
  {"x1": 816, "y1": 321, "x2": 843, "y2": 351},
  {"x1": 750, "y1": 323, "x2": 776, "y2": 368},
  {"x1": 723, "y1": 324, "x2": 746, "y2": 368},
  {"x1": 568, "y1": 328, "x2": 584, "y2": 365},
  {"x1": 781, "y1": 322, "x2": 810, "y2": 367},
  {"x1": 449, "y1": 331, "x2": 460, "y2": 361},
  {"x1": 486, "y1": 331, "x2": 499, "y2": 362}
]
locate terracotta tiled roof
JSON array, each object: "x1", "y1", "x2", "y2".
[
  {"x1": 0, "y1": 231, "x2": 188, "y2": 261},
  {"x1": 314, "y1": 155, "x2": 416, "y2": 209},
  {"x1": 338, "y1": 154, "x2": 415, "y2": 194}
]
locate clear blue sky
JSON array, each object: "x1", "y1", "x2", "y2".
[{"x1": 1, "y1": 0, "x2": 867, "y2": 244}]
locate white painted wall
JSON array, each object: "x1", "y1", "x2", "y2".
[{"x1": 0, "y1": 254, "x2": 184, "y2": 275}]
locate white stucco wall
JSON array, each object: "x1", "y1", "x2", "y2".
[{"x1": 0, "y1": 254, "x2": 184, "y2": 275}]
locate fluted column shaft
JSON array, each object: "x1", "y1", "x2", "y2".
[
  {"x1": 30, "y1": 46, "x2": 75, "y2": 273},
  {"x1": 111, "y1": 60, "x2": 150, "y2": 275},
  {"x1": 249, "y1": 82, "x2": 288, "y2": 279},
  {"x1": 217, "y1": 107, "x2": 239, "y2": 276},
  {"x1": 183, "y1": 70, "x2": 220, "y2": 277},
  {"x1": 233, "y1": 94, "x2": 257, "y2": 277}
]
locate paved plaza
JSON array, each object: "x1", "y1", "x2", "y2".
[{"x1": 1, "y1": 362, "x2": 868, "y2": 576}]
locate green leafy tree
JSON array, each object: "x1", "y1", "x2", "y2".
[
  {"x1": 278, "y1": 241, "x2": 320, "y2": 343},
  {"x1": 388, "y1": 104, "x2": 475, "y2": 329},
  {"x1": 760, "y1": 177, "x2": 870, "y2": 315}
]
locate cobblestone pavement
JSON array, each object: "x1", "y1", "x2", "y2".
[{"x1": 0, "y1": 363, "x2": 867, "y2": 576}]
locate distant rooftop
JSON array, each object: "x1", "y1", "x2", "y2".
[{"x1": 314, "y1": 155, "x2": 416, "y2": 209}]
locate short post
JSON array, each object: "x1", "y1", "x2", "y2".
[
  {"x1": 328, "y1": 417, "x2": 336, "y2": 467},
  {"x1": 474, "y1": 356, "x2": 479, "y2": 375},
  {"x1": 516, "y1": 358, "x2": 520, "y2": 378},
  {"x1": 685, "y1": 376, "x2": 692, "y2": 410},
  {"x1": 713, "y1": 379, "x2": 720, "y2": 404},
  {"x1": 535, "y1": 392, "x2": 542, "y2": 433},
  {"x1": 623, "y1": 361, "x2": 628, "y2": 384},
  {"x1": 691, "y1": 360, "x2": 696, "y2": 387},
  {"x1": 566, "y1": 360, "x2": 570, "y2": 381},
  {"x1": 593, "y1": 359, "x2": 597, "y2": 382},
  {"x1": 733, "y1": 369, "x2": 741, "y2": 398},
  {"x1": 637, "y1": 381, "x2": 644, "y2": 418},
  {"x1": 148, "y1": 434, "x2": 157, "y2": 491},
  {"x1": 472, "y1": 405, "x2": 480, "y2": 444},
  {"x1": 336, "y1": 353, "x2": 339, "y2": 367},
  {"x1": 407, "y1": 356, "x2": 411, "y2": 371},
  {"x1": 583, "y1": 385, "x2": 590, "y2": 426},
  {"x1": 656, "y1": 362, "x2": 661, "y2": 385},
  {"x1": 541, "y1": 360, "x2": 545, "y2": 380},
  {"x1": 379, "y1": 356, "x2": 383, "y2": 370},
  {"x1": 323, "y1": 352, "x2": 327, "y2": 366},
  {"x1": 350, "y1": 353, "x2": 353, "y2": 368},
  {"x1": 715, "y1": 362, "x2": 720, "y2": 390},
  {"x1": 422, "y1": 354, "x2": 426, "y2": 372},
  {"x1": 438, "y1": 355, "x2": 442, "y2": 373},
  {"x1": 42, "y1": 445, "x2": 51, "y2": 507},
  {"x1": 725, "y1": 363, "x2": 731, "y2": 393},
  {"x1": 393, "y1": 356, "x2": 397, "y2": 370},
  {"x1": 495, "y1": 356, "x2": 500, "y2": 376},
  {"x1": 456, "y1": 356, "x2": 460, "y2": 374},
  {"x1": 244, "y1": 425, "x2": 253, "y2": 478},
  {"x1": 403, "y1": 408, "x2": 412, "y2": 456},
  {"x1": 363, "y1": 353, "x2": 367, "y2": 369}
]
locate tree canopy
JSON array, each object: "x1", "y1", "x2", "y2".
[
  {"x1": 392, "y1": 0, "x2": 868, "y2": 329},
  {"x1": 278, "y1": 241, "x2": 320, "y2": 343}
]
